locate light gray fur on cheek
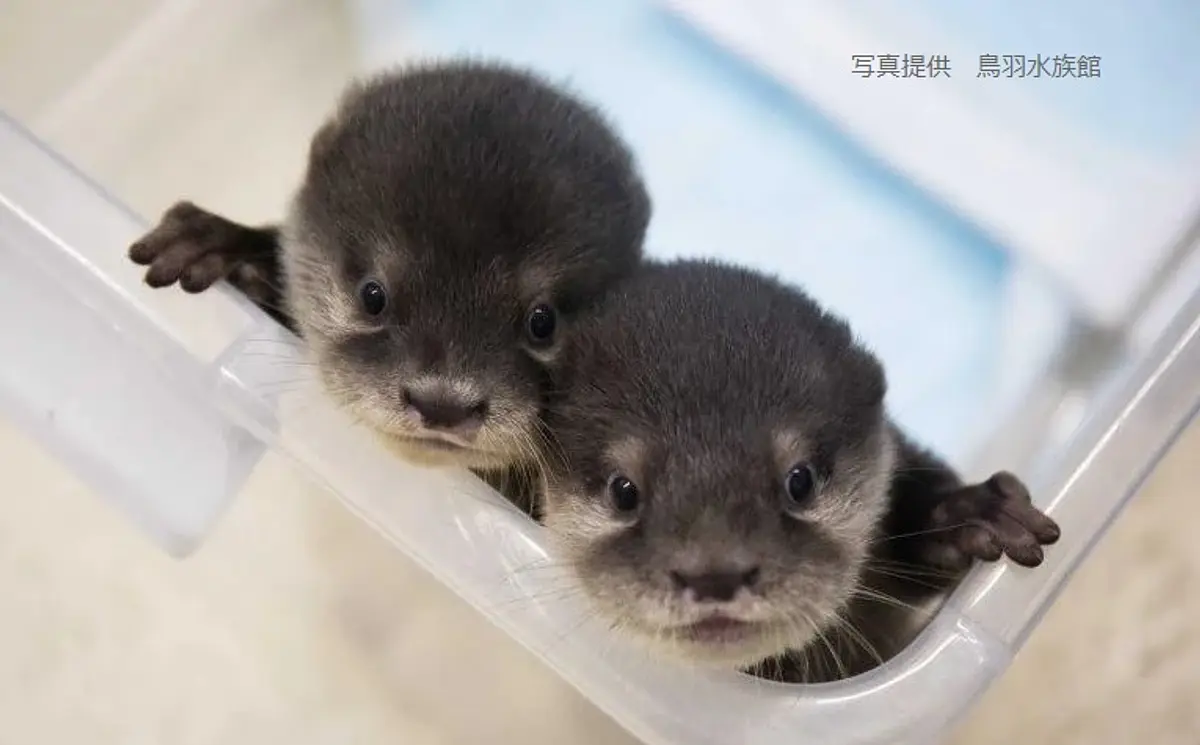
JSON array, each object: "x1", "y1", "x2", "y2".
[
  {"x1": 778, "y1": 424, "x2": 896, "y2": 650},
  {"x1": 841, "y1": 426, "x2": 896, "y2": 542},
  {"x1": 278, "y1": 217, "x2": 359, "y2": 341},
  {"x1": 277, "y1": 216, "x2": 386, "y2": 430},
  {"x1": 541, "y1": 440, "x2": 641, "y2": 553},
  {"x1": 773, "y1": 423, "x2": 893, "y2": 561},
  {"x1": 544, "y1": 438, "x2": 646, "y2": 552},
  {"x1": 542, "y1": 480, "x2": 643, "y2": 626},
  {"x1": 543, "y1": 482, "x2": 625, "y2": 557},
  {"x1": 541, "y1": 489, "x2": 671, "y2": 641},
  {"x1": 524, "y1": 344, "x2": 564, "y2": 366},
  {"x1": 808, "y1": 428, "x2": 895, "y2": 567}
]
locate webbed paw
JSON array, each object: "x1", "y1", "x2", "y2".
[{"x1": 921, "y1": 471, "x2": 1060, "y2": 570}]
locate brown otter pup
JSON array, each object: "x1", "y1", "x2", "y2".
[
  {"x1": 129, "y1": 60, "x2": 650, "y2": 506},
  {"x1": 539, "y1": 258, "x2": 1059, "y2": 682}
]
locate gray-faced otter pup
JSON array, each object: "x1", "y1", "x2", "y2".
[
  {"x1": 540, "y1": 258, "x2": 1060, "y2": 682},
  {"x1": 128, "y1": 60, "x2": 650, "y2": 503}
]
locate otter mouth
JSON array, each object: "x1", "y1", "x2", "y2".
[
  {"x1": 675, "y1": 615, "x2": 762, "y2": 646},
  {"x1": 375, "y1": 430, "x2": 515, "y2": 470},
  {"x1": 407, "y1": 436, "x2": 470, "y2": 452},
  {"x1": 385, "y1": 430, "x2": 477, "y2": 454}
]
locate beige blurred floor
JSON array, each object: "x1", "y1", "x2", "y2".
[{"x1": 0, "y1": 2, "x2": 1197, "y2": 743}]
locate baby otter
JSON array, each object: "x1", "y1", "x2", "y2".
[
  {"x1": 128, "y1": 60, "x2": 650, "y2": 484},
  {"x1": 541, "y1": 259, "x2": 1060, "y2": 682}
]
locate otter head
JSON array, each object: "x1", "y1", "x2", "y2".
[
  {"x1": 280, "y1": 61, "x2": 649, "y2": 470},
  {"x1": 542, "y1": 260, "x2": 894, "y2": 669}
]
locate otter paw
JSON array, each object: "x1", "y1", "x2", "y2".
[
  {"x1": 129, "y1": 201, "x2": 250, "y2": 293},
  {"x1": 923, "y1": 471, "x2": 1060, "y2": 570}
]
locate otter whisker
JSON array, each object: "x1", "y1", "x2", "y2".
[
  {"x1": 505, "y1": 560, "x2": 576, "y2": 579},
  {"x1": 864, "y1": 559, "x2": 962, "y2": 579},
  {"x1": 860, "y1": 567, "x2": 948, "y2": 593},
  {"x1": 850, "y1": 586, "x2": 922, "y2": 613},
  {"x1": 874, "y1": 522, "x2": 975, "y2": 543},
  {"x1": 829, "y1": 614, "x2": 885, "y2": 672},
  {"x1": 488, "y1": 584, "x2": 586, "y2": 614},
  {"x1": 812, "y1": 621, "x2": 848, "y2": 681}
]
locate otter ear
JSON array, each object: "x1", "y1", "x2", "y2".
[
  {"x1": 841, "y1": 344, "x2": 888, "y2": 413},
  {"x1": 863, "y1": 361, "x2": 888, "y2": 408},
  {"x1": 308, "y1": 76, "x2": 370, "y2": 165},
  {"x1": 307, "y1": 119, "x2": 341, "y2": 167}
]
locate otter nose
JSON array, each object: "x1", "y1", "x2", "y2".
[
  {"x1": 402, "y1": 385, "x2": 489, "y2": 435},
  {"x1": 670, "y1": 566, "x2": 761, "y2": 602}
]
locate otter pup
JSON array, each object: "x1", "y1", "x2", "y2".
[
  {"x1": 129, "y1": 60, "x2": 650, "y2": 492},
  {"x1": 540, "y1": 259, "x2": 1060, "y2": 682}
]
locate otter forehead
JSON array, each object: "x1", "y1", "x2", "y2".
[
  {"x1": 294, "y1": 61, "x2": 649, "y2": 282},
  {"x1": 564, "y1": 260, "x2": 886, "y2": 442},
  {"x1": 544, "y1": 259, "x2": 893, "y2": 509}
]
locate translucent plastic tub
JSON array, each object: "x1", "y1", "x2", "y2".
[{"x1": 2, "y1": 109, "x2": 1199, "y2": 745}]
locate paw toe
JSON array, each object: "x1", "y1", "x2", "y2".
[
  {"x1": 1031, "y1": 514, "x2": 1061, "y2": 545},
  {"x1": 163, "y1": 200, "x2": 203, "y2": 222},
  {"x1": 961, "y1": 525, "x2": 1003, "y2": 561},
  {"x1": 180, "y1": 252, "x2": 229, "y2": 292},
  {"x1": 1001, "y1": 499, "x2": 1061, "y2": 546},
  {"x1": 1005, "y1": 541, "x2": 1045, "y2": 568},
  {"x1": 128, "y1": 239, "x2": 160, "y2": 265},
  {"x1": 988, "y1": 471, "x2": 1031, "y2": 503},
  {"x1": 143, "y1": 248, "x2": 197, "y2": 287},
  {"x1": 144, "y1": 262, "x2": 180, "y2": 287}
]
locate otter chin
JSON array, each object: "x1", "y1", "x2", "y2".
[{"x1": 645, "y1": 616, "x2": 807, "y2": 669}]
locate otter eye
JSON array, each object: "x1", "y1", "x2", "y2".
[
  {"x1": 608, "y1": 475, "x2": 640, "y2": 513},
  {"x1": 525, "y1": 303, "x2": 557, "y2": 346},
  {"x1": 358, "y1": 279, "x2": 387, "y2": 316},
  {"x1": 784, "y1": 464, "x2": 816, "y2": 509}
]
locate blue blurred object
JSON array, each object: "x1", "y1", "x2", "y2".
[
  {"x1": 348, "y1": 0, "x2": 1045, "y2": 466},
  {"x1": 657, "y1": 0, "x2": 1200, "y2": 328},
  {"x1": 892, "y1": 0, "x2": 1200, "y2": 156}
]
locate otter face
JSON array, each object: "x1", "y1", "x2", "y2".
[
  {"x1": 542, "y1": 260, "x2": 893, "y2": 668},
  {"x1": 279, "y1": 61, "x2": 649, "y2": 470}
]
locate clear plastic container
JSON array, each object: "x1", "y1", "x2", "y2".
[{"x1": 2, "y1": 106, "x2": 1199, "y2": 745}]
